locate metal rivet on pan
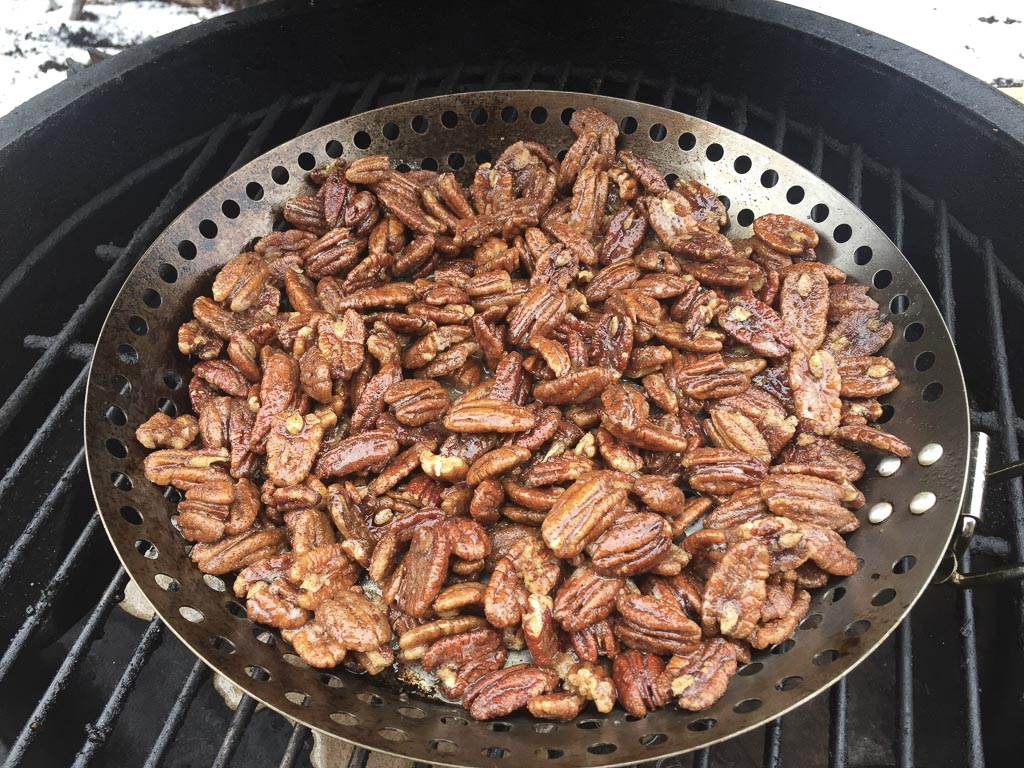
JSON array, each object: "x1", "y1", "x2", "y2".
[
  {"x1": 868, "y1": 502, "x2": 893, "y2": 524},
  {"x1": 877, "y1": 457, "x2": 901, "y2": 477},
  {"x1": 918, "y1": 443, "x2": 943, "y2": 466},
  {"x1": 910, "y1": 492, "x2": 936, "y2": 515}
]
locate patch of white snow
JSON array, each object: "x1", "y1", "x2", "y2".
[{"x1": 0, "y1": 0, "x2": 229, "y2": 117}]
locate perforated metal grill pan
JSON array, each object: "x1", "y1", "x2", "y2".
[{"x1": 84, "y1": 91, "x2": 970, "y2": 767}]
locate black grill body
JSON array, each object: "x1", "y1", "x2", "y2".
[{"x1": 0, "y1": 1, "x2": 1022, "y2": 766}]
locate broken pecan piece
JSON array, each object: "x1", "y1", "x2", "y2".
[
  {"x1": 136, "y1": 412, "x2": 199, "y2": 450},
  {"x1": 565, "y1": 661, "x2": 617, "y2": 713},
  {"x1": 753, "y1": 213, "x2": 819, "y2": 255},
  {"x1": 751, "y1": 588, "x2": 811, "y2": 649},
  {"x1": 659, "y1": 637, "x2": 738, "y2": 710},
  {"x1": 527, "y1": 691, "x2": 585, "y2": 721}
]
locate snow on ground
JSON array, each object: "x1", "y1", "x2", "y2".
[
  {"x1": 781, "y1": 0, "x2": 1023, "y2": 86},
  {"x1": 0, "y1": 1, "x2": 1020, "y2": 120},
  {"x1": 0, "y1": 0, "x2": 228, "y2": 117}
]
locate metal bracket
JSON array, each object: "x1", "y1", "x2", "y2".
[{"x1": 936, "y1": 431, "x2": 1024, "y2": 587}]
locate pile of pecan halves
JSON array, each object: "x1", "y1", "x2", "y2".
[{"x1": 137, "y1": 108, "x2": 910, "y2": 722}]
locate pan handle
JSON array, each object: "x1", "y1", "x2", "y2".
[{"x1": 936, "y1": 431, "x2": 1024, "y2": 587}]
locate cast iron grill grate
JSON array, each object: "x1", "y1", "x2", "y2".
[{"x1": 0, "y1": 60, "x2": 1021, "y2": 768}]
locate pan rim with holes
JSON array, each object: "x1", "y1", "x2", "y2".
[{"x1": 84, "y1": 90, "x2": 969, "y2": 768}]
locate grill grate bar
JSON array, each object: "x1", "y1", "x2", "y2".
[
  {"x1": 659, "y1": 75, "x2": 677, "y2": 109},
  {"x1": 824, "y1": 120, "x2": 857, "y2": 768},
  {"x1": 958, "y1": 549, "x2": 986, "y2": 768},
  {"x1": 483, "y1": 60, "x2": 504, "y2": 90},
  {"x1": 770, "y1": 107, "x2": 787, "y2": 153},
  {"x1": 982, "y1": 241, "x2": 1024, "y2": 618},
  {"x1": 971, "y1": 534, "x2": 1012, "y2": 559},
  {"x1": 399, "y1": 67, "x2": 426, "y2": 102},
  {"x1": 437, "y1": 63, "x2": 465, "y2": 96},
  {"x1": 142, "y1": 658, "x2": 211, "y2": 768},
  {"x1": 351, "y1": 73, "x2": 386, "y2": 118},
  {"x1": 7, "y1": 69, "x2": 1012, "y2": 767},
  {"x1": 95, "y1": 244, "x2": 124, "y2": 263},
  {"x1": 2, "y1": 568, "x2": 129, "y2": 767},
  {"x1": 0, "y1": 135, "x2": 206, "y2": 312},
  {"x1": 228, "y1": 96, "x2": 291, "y2": 175},
  {"x1": 933, "y1": 200, "x2": 957, "y2": 335},
  {"x1": 809, "y1": 126, "x2": 824, "y2": 177},
  {"x1": 347, "y1": 746, "x2": 370, "y2": 768},
  {"x1": 895, "y1": 621, "x2": 915, "y2": 768},
  {"x1": 70, "y1": 617, "x2": 165, "y2": 768},
  {"x1": 694, "y1": 83, "x2": 712, "y2": 120},
  {"x1": 828, "y1": 678, "x2": 848, "y2": 768},
  {"x1": 762, "y1": 718, "x2": 782, "y2": 768},
  {"x1": 995, "y1": 258, "x2": 1024, "y2": 306},
  {"x1": 521, "y1": 62, "x2": 539, "y2": 89},
  {"x1": 969, "y1": 409, "x2": 1024, "y2": 443},
  {"x1": 0, "y1": 510, "x2": 102, "y2": 682},
  {"x1": 692, "y1": 747, "x2": 711, "y2": 768},
  {"x1": 730, "y1": 95, "x2": 749, "y2": 135},
  {"x1": 888, "y1": 166, "x2": 916, "y2": 768},
  {"x1": 211, "y1": 694, "x2": 258, "y2": 768},
  {"x1": 553, "y1": 61, "x2": 571, "y2": 90},
  {"x1": 278, "y1": 724, "x2": 311, "y2": 768},
  {"x1": 0, "y1": 447, "x2": 85, "y2": 589},
  {"x1": 847, "y1": 144, "x2": 863, "y2": 207},
  {"x1": 0, "y1": 116, "x2": 239, "y2": 440},
  {"x1": 621, "y1": 69, "x2": 641, "y2": 101},
  {"x1": 889, "y1": 168, "x2": 905, "y2": 250},
  {"x1": 0, "y1": 364, "x2": 87, "y2": 503},
  {"x1": 299, "y1": 83, "x2": 343, "y2": 136},
  {"x1": 22, "y1": 335, "x2": 94, "y2": 362},
  {"x1": 584, "y1": 61, "x2": 607, "y2": 95}
]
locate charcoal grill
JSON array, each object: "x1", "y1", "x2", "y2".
[{"x1": 1, "y1": 1, "x2": 1023, "y2": 767}]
